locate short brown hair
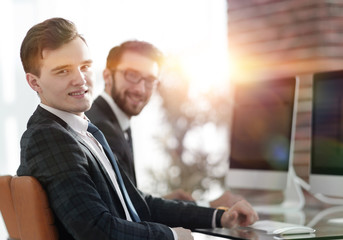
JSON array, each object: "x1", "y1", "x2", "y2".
[
  {"x1": 106, "y1": 40, "x2": 164, "y2": 70},
  {"x1": 20, "y1": 17, "x2": 86, "y2": 76}
]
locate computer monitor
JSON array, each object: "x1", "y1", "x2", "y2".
[
  {"x1": 310, "y1": 70, "x2": 343, "y2": 199},
  {"x1": 226, "y1": 77, "x2": 298, "y2": 191}
]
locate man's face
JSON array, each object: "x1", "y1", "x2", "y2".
[
  {"x1": 27, "y1": 37, "x2": 94, "y2": 116},
  {"x1": 111, "y1": 51, "x2": 159, "y2": 117}
]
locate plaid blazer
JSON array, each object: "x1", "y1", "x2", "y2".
[
  {"x1": 86, "y1": 96, "x2": 137, "y2": 186},
  {"x1": 17, "y1": 106, "x2": 215, "y2": 240}
]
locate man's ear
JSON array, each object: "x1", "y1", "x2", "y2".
[
  {"x1": 103, "y1": 68, "x2": 113, "y2": 93},
  {"x1": 26, "y1": 73, "x2": 41, "y2": 93}
]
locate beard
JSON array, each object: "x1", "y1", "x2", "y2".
[{"x1": 111, "y1": 84, "x2": 149, "y2": 117}]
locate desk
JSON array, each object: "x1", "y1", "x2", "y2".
[{"x1": 194, "y1": 205, "x2": 343, "y2": 239}]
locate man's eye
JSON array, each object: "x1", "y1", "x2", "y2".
[
  {"x1": 57, "y1": 69, "x2": 69, "y2": 75},
  {"x1": 145, "y1": 77, "x2": 157, "y2": 83},
  {"x1": 126, "y1": 70, "x2": 140, "y2": 80},
  {"x1": 81, "y1": 65, "x2": 91, "y2": 71}
]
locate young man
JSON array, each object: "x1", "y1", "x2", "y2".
[
  {"x1": 18, "y1": 18, "x2": 258, "y2": 240},
  {"x1": 86, "y1": 41, "x2": 249, "y2": 207}
]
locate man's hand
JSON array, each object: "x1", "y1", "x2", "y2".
[
  {"x1": 163, "y1": 189, "x2": 195, "y2": 201},
  {"x1": 172, "y1": 227, "x2": 194, "y2": 240},
  {"x1": 210, "y1": 190, "x2": 243, "y2": 208},
  {"x1": 220, "y1": 199, "x2": 259, "y2": 228}
]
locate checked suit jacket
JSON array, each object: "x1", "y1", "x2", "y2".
[
  {"x1": 86, "y1": 95, "x2": 137, "y2": 186},
  {"x1": 17, "y1": 106, "x2": 216, "y2": 240}
]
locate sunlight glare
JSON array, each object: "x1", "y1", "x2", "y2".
[
  {"x1": 167, "y1": 0, "x2": 232, "y2": 95},
  {"x1": 180, "y1": 50, "x2": 231, "y2": 95}
]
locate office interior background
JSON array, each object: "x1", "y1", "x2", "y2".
[{"x1": 1, "y1": 0, "x2": 343, "y2": 238}]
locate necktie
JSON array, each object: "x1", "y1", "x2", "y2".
[
  {"x1": 125, "y1": 127, "x2": 134, "y2": 158},
  {"x1": 124, "y1": 127, "x2": 137, "y2": 186},
  {"x1": 87, "y1": 122, "x2": 141, "y2": 222}
]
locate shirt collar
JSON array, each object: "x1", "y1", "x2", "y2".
[
  {"x1": 39, "y1": 103, "x2": 89, "y2": 133},
  {"x1": 100, "y1": 91, "x2": 130, "y2": 132}
]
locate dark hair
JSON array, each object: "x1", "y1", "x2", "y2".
[
  {"x1": 106, "y1": 40, "x2": 164, "y2": 70},
  {"x1": 20, "y1": 17, "x2": 86, "y2": 76}
]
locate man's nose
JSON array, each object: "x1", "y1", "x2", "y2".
[
  {"x1": 133, "y1": 78, "x2": 147, "y2": 93},
  {"x1": 72, "y1": 69, "x2": 86, "y2": 85}
]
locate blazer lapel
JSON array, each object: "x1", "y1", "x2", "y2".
[
  {"x1": 95, "y1": 97, "x2": 122, "y2": 130},
  {"x1": 35, "y1": 106, "x2": 119, "y2": 195},
  {"x1": 73, "y1": 131, "x2": 118, "y2": 192}
]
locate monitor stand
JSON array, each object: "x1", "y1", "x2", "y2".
[
  {"x1": 307, "y1": 205, "x2": 343, "y2": 228},
  {"x1": 298, "y1": 174, "x2": 343, "y2": 205},
  {"x1": 253, "y1": 167, "x2": 305, "y2": 214},
  {"x1": 312, "y1": 193, "x2": 343, "y2": 205}
]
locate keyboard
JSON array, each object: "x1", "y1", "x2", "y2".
[{"x1": 244, "y1": 220, "x2": 316, "y2": 235}]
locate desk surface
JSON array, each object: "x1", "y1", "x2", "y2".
[{"x1": 194, "y1": 205, "x2": 343, "y2": 240}]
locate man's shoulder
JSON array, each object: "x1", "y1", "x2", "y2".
[
  {"x1": 87, "y1": 96, "x2": 118, "y2": 125},
  {"x1": 26, "y1": 106, "x2": 67, "y2": 130},
  {"x1": 22, "y1": 106, "x2": 75, "y2": 145},
  {"x1": 87, "y1": 96, "x2": 110, "y2": 118}
]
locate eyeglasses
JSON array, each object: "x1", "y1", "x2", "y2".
[{"x1": 113, "y1": 68, "x2": 159, "y2": 90}]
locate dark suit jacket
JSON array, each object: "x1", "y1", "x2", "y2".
[
  {"x1": 17, "y1": 106, "x2": 216, "y2": 240},
  {"x1": 86, "y1": 95, "x2": 137, "y2": 186}
]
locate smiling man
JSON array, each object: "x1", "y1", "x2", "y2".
[
  {"x1": 17, "y1": 18, "x2": 258, "y2": 240},
  {"x1": 86, "y1": 41, "x2": 162, "y2": 187},
  {"x1": 86, "y1": 41, "x2": 256, "y2": 208},
  {"x1": 109, "y1": 51, "x2": 158, "y2": 116},
  {"x1": 25, "y1": 37, "x2": 93, "y2": 114}
]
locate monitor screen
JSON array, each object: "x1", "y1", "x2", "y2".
[
  {"x1": 310, "y1": 70, "x2": 343, "y2": 197},
  {"x1": 226, "y1": 77, "x2": 298, "y2": 190}
]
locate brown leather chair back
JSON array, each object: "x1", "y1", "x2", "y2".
[
  {"x1": 0, "y1": 175, "x2": 20, "y2": 240},
  {"x1": 11, "y1": 176, "x2": 58, "y2": 240}
]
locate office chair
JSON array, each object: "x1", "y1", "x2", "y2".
[
  {"x1": 11, "y1": 176, "x2": 58, "y2": 240},
  {"x1": 0, "y1": 175, "x2": 20, "y2": 240}
]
